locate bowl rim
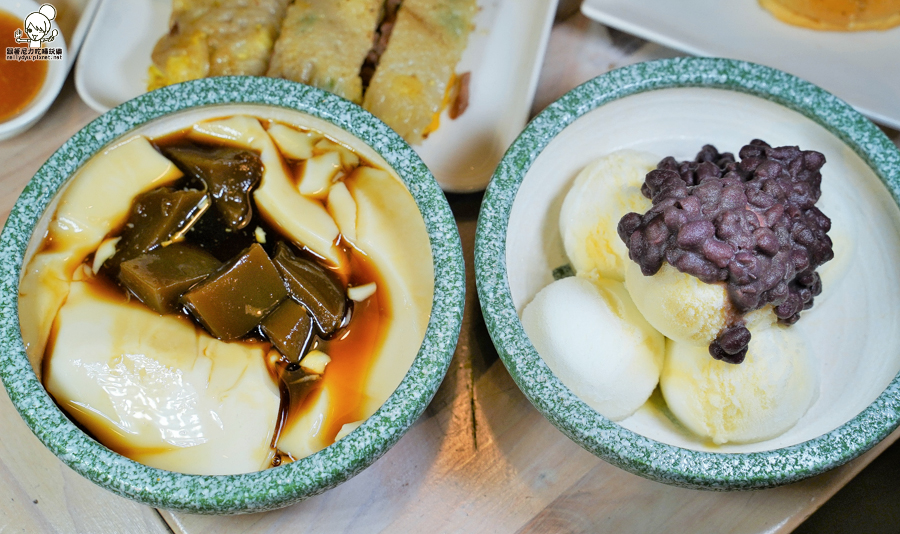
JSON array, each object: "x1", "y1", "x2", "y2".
[
  {"x1": 474, "y1": 57, "x2": 900, "y2": 489},
  {"x1": 0, "y1": 76, "x2": 465, "y2": 513}
]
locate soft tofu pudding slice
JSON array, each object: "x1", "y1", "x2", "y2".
[
  {"x1": 46, "y1": 278, "x2": 280, "y2": 475},
  {"x1": 278, "y1": 164, "x2": 434, "y2": 456},
  {"x1": 346, "y1": 166, "x2": 434, "y2": 410},
  {"x1": 20, "y1": 113, "x2": 434, "y2": 474},
  {"x1": 19, "y1": 136, "x2": 184, "y2": 377}
]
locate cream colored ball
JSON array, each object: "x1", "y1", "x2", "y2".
[
  {"x1": 661, "y1": 325, "x2": 818, "y2": 444},
  {"x1": 521, "y1": 275, "x2": 665, "y2": 421}
]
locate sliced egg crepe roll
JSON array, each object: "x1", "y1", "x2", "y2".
[
  {"x1": 267, "y1": 0, "x2": 384, "y2": 104},
  {"x1": 362, "y1": 0, "x2": 476, "y2": 144},
  {"x1": 149, "y1": 0, "x2": 292, "y2": 90}
]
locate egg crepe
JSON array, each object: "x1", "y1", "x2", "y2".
[
  {"x1": 149, "y1": 0, "x2": 292, "y2": 90},
  {"x1": 362, "y1": 0, "x2": 477, "y2": 144},
  {"x1": 267, "y1": 0, "x2": 385, "y2": 104}
]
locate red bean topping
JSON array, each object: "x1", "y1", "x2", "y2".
[
  {"x1": 709, "y1": 324, "x2": 752, "y2": 364},
  {"x1": 619, "y1": 140, "x2": 833, "y2": 363}
]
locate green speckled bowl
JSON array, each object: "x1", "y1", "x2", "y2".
[
  {"x1": 475, "y1": 58, "x2": 900, "y2": 489},
  {"x1": 0, "y1": 77, "x2": 465, "y2": 513}
]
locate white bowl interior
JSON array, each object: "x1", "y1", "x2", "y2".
[{"x1": 506, "y1": 86, "x2": 900, "y2": 453}]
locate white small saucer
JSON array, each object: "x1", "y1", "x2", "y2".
[{"x1": 0, "y1": 0, "x2": 68, "y2": 141}]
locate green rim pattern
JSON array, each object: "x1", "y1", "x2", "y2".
[
  {"x1": 0, "y1": 77, "x2": 465, "y2": 513},
  {"x1": 474, "y1": 57, "x2": 900, "y2": 490}
]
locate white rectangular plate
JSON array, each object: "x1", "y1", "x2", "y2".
[
  {"x1": 74, "y1": 0, "x2": 558, "y2": 192},
  {"x1": 581, "y1": 0, "x2": 900, "y2": 130}
]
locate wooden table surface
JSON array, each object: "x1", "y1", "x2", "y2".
[{"x1": 2, "y1": 10, "x2": 899, "y2": 534}]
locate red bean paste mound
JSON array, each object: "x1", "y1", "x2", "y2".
[{"x1": 617, "y1": 140, "x2": 834, "y2": 364}]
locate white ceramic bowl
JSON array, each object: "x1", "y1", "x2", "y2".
[
  {"x1": 475, "y1": 58, "x2": 900, "y2": 489},
  {"x1": 0, "y1": 0, "x2": 67, "y2": 140}
]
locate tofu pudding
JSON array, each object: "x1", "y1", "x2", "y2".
[{"x1": 18, "y1": 112, "x2": 434, "y2": 475}]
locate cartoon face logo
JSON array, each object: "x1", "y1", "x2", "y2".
[{"x1": 14, "y1": 4, "x2": 58, "y2": 48}]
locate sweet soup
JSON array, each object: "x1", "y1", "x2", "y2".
[
  {"x1": 0, "y1": 9, "x2": 48, "y2": 122},
  {"x1": 18, "y1": 114, "x2": 434, "y2": 475}
]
